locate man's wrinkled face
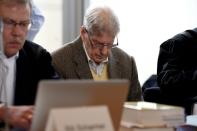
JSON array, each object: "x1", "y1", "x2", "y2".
[
  {"x1": 0, "y1": 2, "x2": 31, "y2": 57},
  {"x1": 81, "y1": 27, "x2": 116, "y2": 64}
]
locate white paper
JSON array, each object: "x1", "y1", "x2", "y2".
[{"x1": 45, "y1": 105, "x2": 114, "y2": 131}]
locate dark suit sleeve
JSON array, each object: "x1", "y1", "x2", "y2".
[{"x1": 157, "y1": 35, "x2": 197, "y2": 98}]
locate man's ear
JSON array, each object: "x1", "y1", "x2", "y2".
[
  {"x1": 80, "y1": 26, "x2": 86, "y2": 35},
  {"x1": 80, "y1": 26, "x2": 87, "y2": 42}
]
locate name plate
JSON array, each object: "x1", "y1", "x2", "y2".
[{"x1": 45, "y1": 106, "x2": 114, "y2": 131}]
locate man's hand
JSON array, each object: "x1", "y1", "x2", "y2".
[{"x1": 4, "y1": 105, "x2": 34, "y2": 129}]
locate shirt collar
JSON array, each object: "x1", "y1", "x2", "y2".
[{"x1": 5, "y1": 52, "x2": 19, "y2": 60}]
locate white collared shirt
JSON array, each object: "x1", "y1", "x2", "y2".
[
  {"x1": 1, "y1": 53, "x2": 18, "y2": 105},
  {"x1": 82, "y1": 43, "x2": 108, "y2": 76}
]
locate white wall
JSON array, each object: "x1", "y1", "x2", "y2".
[{"x1": 33, "y1": 0, "x2": 63, "y2": 52}]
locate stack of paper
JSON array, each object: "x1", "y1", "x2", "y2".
[
  {"x1": 120, "y1": 124, "x2": 174, "y2": 131},
  {"x1": 121, "y1": 101, "x2": 185, "y2": 129}
]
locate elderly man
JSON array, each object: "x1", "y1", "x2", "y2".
[{"x1": 52, "y1": 5, "x2": 142, "y2": 101}]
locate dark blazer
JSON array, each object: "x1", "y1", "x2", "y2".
[
  {"x1": 52, "y1": 37, "x2": 142, "y2": 101},
  {"x1": 14, "y1": 40, "x2": 57, "y2": 105},
  {"x1": 157, "y1": 28, "x2": 197, "y2": 114}
]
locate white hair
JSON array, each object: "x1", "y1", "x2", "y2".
[{"x1": 83, "y1": 5, "x2": 120, "y2": 37}]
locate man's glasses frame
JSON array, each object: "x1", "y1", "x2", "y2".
[
  {"x1": 2, "y1": 18, "x2": 31, "y2": 31},
  {"x1": 84, "y1": 28, "x2": 118, "y2": 49}
]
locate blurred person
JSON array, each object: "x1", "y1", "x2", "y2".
[
  {"x1": 0, "y1": 0, "x2": 57, "y2": 129},
  {"x1": 157, "y1": 28, "x2": 197, "y2": 115},
  {"x1": 52, "y1": 5, "x2": 142, "y2": 101},
  {"x1": 27, "y1": 0, "x2": 45, "y2": 41}
]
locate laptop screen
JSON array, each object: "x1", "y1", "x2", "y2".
[{"x1": 30, "y1": 79, "x2": 129, "y2": 131}]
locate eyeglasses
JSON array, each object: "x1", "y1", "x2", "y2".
[
  {"x1": 3, "y1": 18, "x2": 31, "y2": 31},
  {"x1": 85, "y1": 28, "x2": 118, "y2": 49}
]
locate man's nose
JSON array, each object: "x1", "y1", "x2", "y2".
[
  {"x1": 11, "y1": 25, "x2": 23, "y2": 36},
  {"x1": 101, "y1": 46, "x2": 108, "y2": 55}
]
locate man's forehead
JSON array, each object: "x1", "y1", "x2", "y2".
[
  {"x1": 0, "y1": 2, "x2": 31, "y2": 18},
  {"x1": 0, "y1": 1, "x2": 30, "y2": 10},
  {"x1": 91, "y1": 36, "x2": 114, "y2": 45}
]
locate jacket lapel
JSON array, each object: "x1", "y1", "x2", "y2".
[
  {"x1": 108, "y1": 50, "x2": 122, "y2": 79},
  {"x1": 73, "y1": 37, "x2": 93, "y2": 79}
]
